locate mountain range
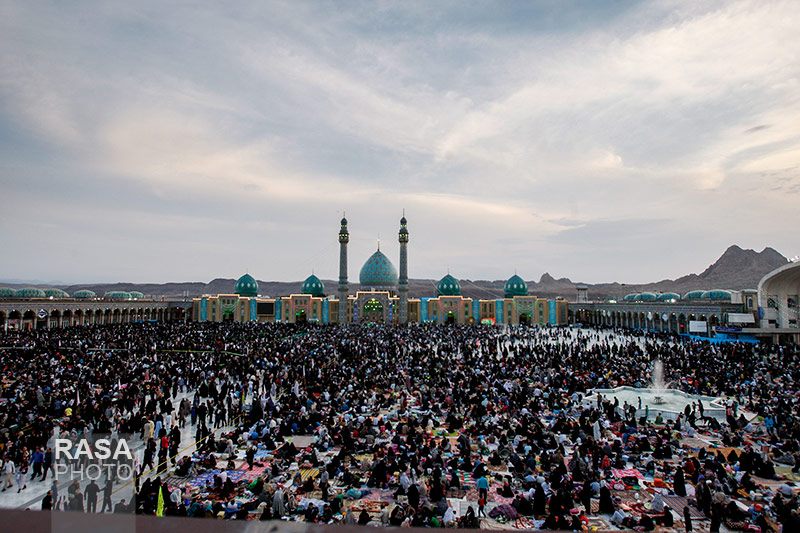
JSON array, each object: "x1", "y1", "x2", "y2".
[{"x1": 0, "y1": 245, "x2": 788, "y2": 301}]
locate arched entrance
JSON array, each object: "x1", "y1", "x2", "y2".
[
  {"x1": 519, "y1": 313, "x2": 531, "y2": 325},
  {"x1": 295, "y1": 309, "x2": 307, "y2": 324},
  {"x1": 446, "y1": 311, "x2": 456, "y2": 325},
  {"x1": 363, "y1": 298, "x2": 384, "y2": 323},
  {"x1": 222, "y1": 310, "x2": 235, "y2": 322}
]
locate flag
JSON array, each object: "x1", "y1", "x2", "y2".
[{"x1": 156, "y1": 486, "x2": 165, "y2": 517}]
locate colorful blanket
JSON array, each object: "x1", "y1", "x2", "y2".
[{"x1": 612, "y1": 468, "x2": 645, "y2": 479}]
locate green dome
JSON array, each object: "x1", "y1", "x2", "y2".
[
  {"x1": 702, "y1": 289, "x2": 732, "y2": 301},
  {"x1": 437, "y1": 274, "x2": 461, "y2": 296},
  {"x1": 0, "y1": 287, "x2": 15, "y2": 299},
  {"x1": 504, "y1": 274, "x2": 528, "y2": 298},
  {"x1": 301, "y1": 274, "x2": 325, "y2": 296},
  {"x1": 15, "y1": 287, "x2": 46, "y2": 298},
  {"x1": 129, "y1": 291, "x2": 145, "y2": 300},
  {"x1": 104, "y1": 291, "x2": 131, "y2": 300},
  {"x1": 359, "y1": 249, "x2": 398, "y2": 288},
  {"x1": 72, "y1": 290, "x2": 97, "y2": 299},
  {"x1": 639, "y1": 292, "x2": 658, "y2": 302},
  {"x1": 684, "y1": 290, "x2": 706, "y2": 301},
  {"x1": 43, "y1": 288, "x2": 70, "y2": 299},
  {"x1": 657, "y1": 292, "x2": 681, "y2": 301},
  {"x1": 234, "y1": 273, "x2": 258, "y2": 297},
  {"x1": 623, "y1": 293, "x2": 639, "y2": 301}
]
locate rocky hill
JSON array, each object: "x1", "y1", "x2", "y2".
[{"x1": 0, "y1": 245, "x2": 787, "y2": 301}]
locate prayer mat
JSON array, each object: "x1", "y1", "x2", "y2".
[
  {"x1": 775, "y1": 466, "x2": 800, "y2": 482},
  {"x1": 457, "y1": 470, "x2": 476, "y2": 486},
  {"x1": 361, "y1": 489, "x2": 396, "y2": 503},
  {"x1": 297, "y1": 467, "x2": 320, "y2": 483},
  {"x1": 661, "y1": 494, "x2": 704, "y2": 520}
]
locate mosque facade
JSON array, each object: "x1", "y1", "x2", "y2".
[{"x1": 192, "y1": 216, "x2": 569, "y2": 326}]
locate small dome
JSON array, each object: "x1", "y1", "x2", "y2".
[
  {"x1": 301, "y1": 274, "x2": 325, "y2": 296},
  {"x1": 0, "y1": 287, "x2": 15, "y2": 299},
  {"x1": 657, "y1": 292, "x2": 681, "y2": 301},
  {"x1": 437, "y1": 274, "x2": 461, "y2": 296},
  {"x1": 73, "y1": 290, "x2": 97, "y2": 299},
  {"x1": 359, "y1": 249, "x2": 398, "y2": 288},
  {"x1": 623, "y1": 293, "x2": 639, "y2": 301},
  {"x1": 234, "y1": 274, "x2": 258, "y2": 297},
  {"x1": 400, "y1": 216, "x2": 407, "y2": 225},
  {"x1": 104, "y1": 291, "x2": 131, "y2": 300},
  {"x1": 43, "y1": 288, "x2": 70, "y2": 299},
  {"x1": 639, "y1": 292, "x2": 658, "y2": 302},
  {"x1": 702, "y1": 289, "x2": 733, "y2": 301},
  {"x1": 504, "y1": 274, "x2": 528, "y2": 298},
  {"x1": 683, "y1": 290, "x2": 706, "y2": 300},
  {"x1": 129, "y1": 291, "x2": 145, "y2": 300},
  {"x1": 15, "y1": 287, "x2": 46, "y2": 299},
  {"x1": 340, "y1": 217, "x2": 348, "y2": 226}
]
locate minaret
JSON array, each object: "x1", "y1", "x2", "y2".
[
  {"x1": 398, "y1": 212, "x2": 409, "y2": 324},
  {"x1": 338, "y1": 214, "x2": 349, "y2": 324}
]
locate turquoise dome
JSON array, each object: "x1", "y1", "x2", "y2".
[
  {"x1": 504, "y1": 274, "x2": 528, "y2": 298},
  {"x1": 43, "y1": 288, "x2": 70, "y2": 299},
  {"x1": 639, "y1": 292, "x2": 657, "y2": 302},
  {"x1": 73, "y1": 290, "x2": 97, "y2": 299},
  {"x1": 359, "y1": 249, "x2": 398, "y2": 288},
  {"x1": 623, "y1": 293, "x2": 639, "y2": 301},
  {"x1": 684, "y1": 290, "x2": 706, "y2": 301},
  {"x1": 702, "y1": 289, "x2": 732, "y2": 301},
  {"x1": 105, "y1": 291, "x2": 131, "y2": 300},
  {"x1": 0, "y1": 287, "x2": 15, "y2": 299},
  {"x1": 129, "y1": 291, "x2": 145, "y2": 300},
  {"x1": 657, "y1": 292, "x2": 681, "y2": 301},
  {"x1": 437, "y1": 274, "x2": 461, "y2": 296},
  {"x1": 15, "y1": 287, "x2": 46, "y2": 298},
  {"x1": 301, "y1": 274, "x2": 325, "y2": 296},
  {"x1": 234, "y1": 274, "x2": 258, "y2": 297}
]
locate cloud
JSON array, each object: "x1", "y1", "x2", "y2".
[{"x1": 0, "y1": 0, "x2": 799, "y2": 283}]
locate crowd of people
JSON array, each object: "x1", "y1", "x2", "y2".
[{"x1": 0, "y1": 321, "x2": 798, "y2": 531}]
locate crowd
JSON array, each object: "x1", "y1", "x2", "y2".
[{"x1": 0, "y1": 321, "x2": 798, "y2": 531}]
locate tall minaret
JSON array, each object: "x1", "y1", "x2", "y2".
[
  {"x1": 338, "y1": 214, "x2": 349, "y2": 324},
  {"x1": 398, "y1": 212, "x2": 409, "y2": 325}
]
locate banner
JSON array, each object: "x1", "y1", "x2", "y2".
[
  {"x1": 250, "y1": 298, "x2": 257, "y2": 321},
  {"x1": 689, "y1": 320, "x2": 707, "y2": 333},
  {"x1": 548, "y1": 301, "x2": 556, "y2": 324},
  {"x1": 420, "y1": 298, "x2": 429, "y2": 322},
  {"x1": 200, "y1": 299, "x2": 207, "y2": 321},
  {"x1": 496, "y1": 300, "x2": 504, "y2": 324},
  {"x1": 728, "y1": 313, "x2": 755, "y2": 324},
  {"x1": 472, "y1": 300, "x2": 479, "y2": 322},
  {"x1": 322, "y1": 300, "x2": 329, "y2": 324},
  {"x1": 275, "y1": 300, "x2": 282, "y2": 321}
]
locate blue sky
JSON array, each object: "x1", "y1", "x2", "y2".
[{"x1": 1, "y1": 0, "x2": 798, "y2": 284}]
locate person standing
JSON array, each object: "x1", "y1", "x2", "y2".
[
  {"x1": 41, "y1": 447, "x2": 54, "y2": 482},
  {"x1": 15, "y1": 459, "x2": 28, "y2": 493},
  {"x1": 85, "y1": 479, "x2": 100, "y2": 513},
  {"x1": 2, "y1": 457, "x2": 14, "y2": 491},
  {"x1": 42, "y1": 490, "x2": 53, "y2": 511},
  {"x1": 30, "y1": 447, "x2": 44, "y2": 481},
  {"x1": 100, "y1": 479, "x2": 113, "y2": 513}
]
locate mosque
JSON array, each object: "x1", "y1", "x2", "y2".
[{"x1": 192, "y1": 216, "x2": 569, "y2": 326}]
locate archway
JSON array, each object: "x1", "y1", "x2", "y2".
[
  {"x1": 363, "y1": 298, "x2": 384, "y2": 323},
  {"x1": 222, "y1": 310, "x2": 235, "y2": 322},
  {"x1": 295, "y1": 309, "x2": 307, "y2": 324},
  {"x1": 519, "y1": 313, "x2": 531, "y2": 325},
  {"x1": 446, "y1": 311, "x2": 456, "y2": 325}
]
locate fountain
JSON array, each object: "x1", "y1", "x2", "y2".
[
  {"x1": 584, "y1": 358, "x2": 728, "y2": 421},
  {"x1": 651, "y1": 360, "x2": 666, "y2": 405}
]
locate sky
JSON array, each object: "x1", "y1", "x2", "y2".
[{"x1": 1, "y1": 0, "x2": 798, "y2": 285}]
